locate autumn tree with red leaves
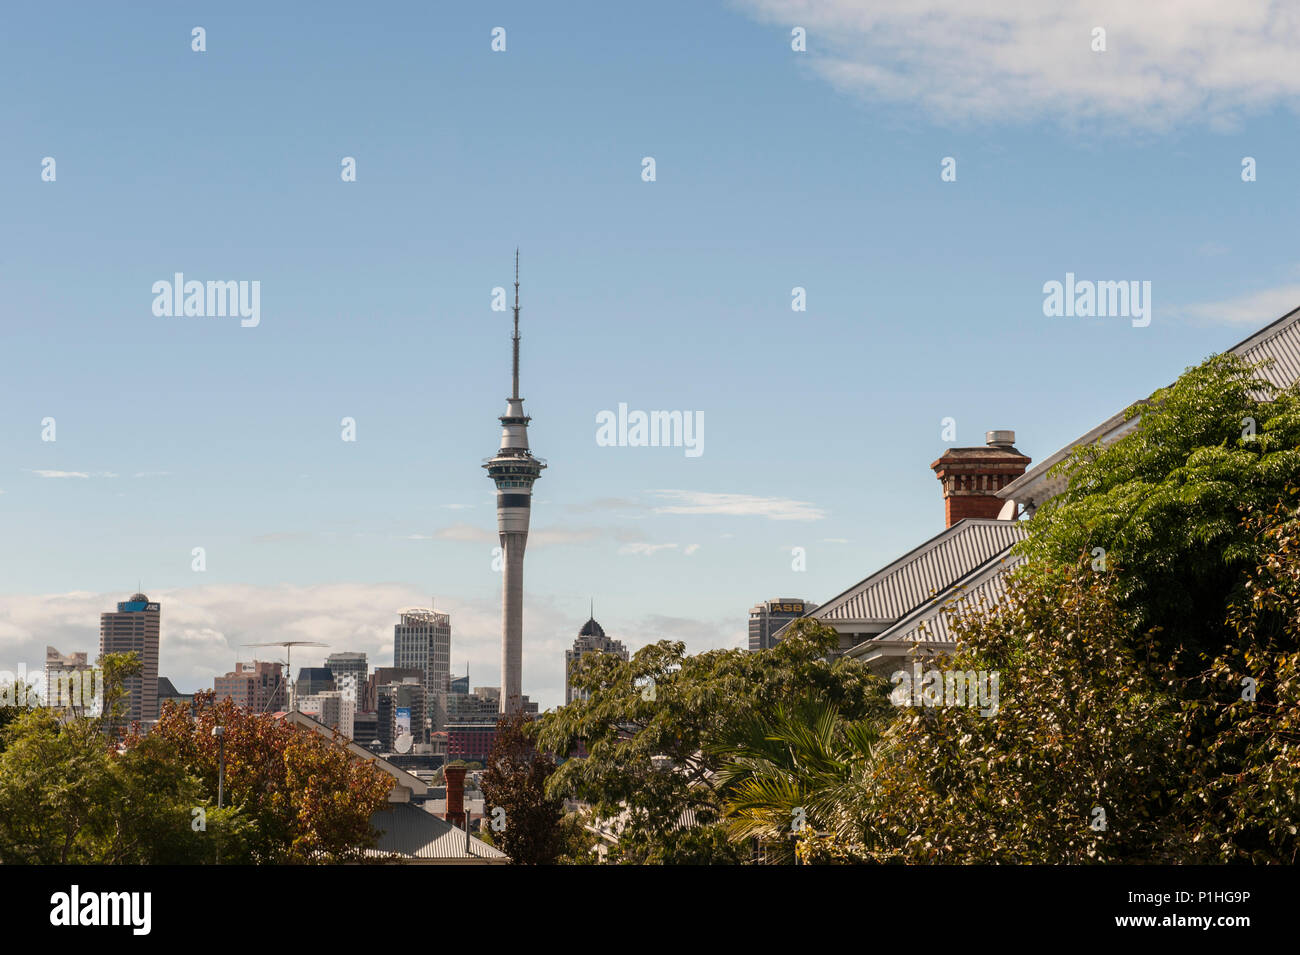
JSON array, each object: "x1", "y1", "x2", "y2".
[{"x1": 146, "y1": 691, "x2": 392, "y2": 863}]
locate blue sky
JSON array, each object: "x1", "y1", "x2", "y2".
[{"x1": 3, "y1": 1, "x2": 1299, "y2": 707}]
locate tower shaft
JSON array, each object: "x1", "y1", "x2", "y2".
[
  {"x1": 499, "y1": 533, "x2": 526, "y2": 714},
  {"x1": 484, "y1": 252, "x2": 544, "y2": 717}
]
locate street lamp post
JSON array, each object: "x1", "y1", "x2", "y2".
[
  {"x1": 212, "y1": 725, "x2": 225, "y2": 809},
  {"x1": 212, "y1": 725, "x2": 226, "y2": 865}
]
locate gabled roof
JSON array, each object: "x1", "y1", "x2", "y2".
[
  {"x1": 807, "y1": 519, "x2": 1026, "y2": 626},
  {"x1": 851, "y1": 546, "x2": 1025, "y2": 653},
  {"x1": 368, "y1": 802, "x2": 508, "y2": 863},
  {"x1": 278, "y1": 709, "x2": 429, "y2": 799},
  {"x1": 1000, "y1": 303, "x2": 1300, "y2": 510}
]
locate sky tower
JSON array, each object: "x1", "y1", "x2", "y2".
[{"x1": 483, "y1": 251, "x2": 545, "y2": 715}]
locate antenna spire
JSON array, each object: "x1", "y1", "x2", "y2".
[{"x1": 511, "y1": 249, "x2": 521, "y2": 399}]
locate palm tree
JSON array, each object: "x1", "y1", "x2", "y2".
[{"x1": 711, "y1": 698, "x2": 882, "y2": 863}]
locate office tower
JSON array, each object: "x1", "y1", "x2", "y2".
[
  {"x1": 324, "y1": 651, "x2": 367, "y2": 694},
  {"x1": 377, "y1": 678, "x2": 427, "y2": 751},
  {"x1": 99, "y1": 592, "x2": 160, "y2": 732},
  {"x1": 748, "y1": 599, "x2": 819, "y2": 652},
  {"x1": 483, "y1": 252, "x2": 545, "y2": 715},
  {"x1": 393, "y1": 608, "x2": 450, "y2": 730},
  {"x1": 214, "y1": 660, "x2": 287, "y2": 714},
  {"x1": 564, "y1": 614, "x2": 628, "y2": 705},
  {"x1": 294, "y1": 667, "x2": 336, "y2": 698}
]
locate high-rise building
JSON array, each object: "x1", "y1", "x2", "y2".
[
  {"x1": 748, "y1": 599, "x2": 818, "y2": 652},
  {"x1": 294, "y1": 667, "x2": 336, "y2": 698},
  {"x1": 483, "y1": 252, "x2": 545, "y2": 715},
  {"x1": 377, "y1": 679, "x2": 427, "y2": 751},
  {"x1": 99, "y1": 592, "x2": 160, "y2": 732},
  {"x1": 156, "y1": 677, "x2": 194, "y2": 716},
  {"x1": 564, "y1": 615, "x2": 628, "y2": 705},
  {"x1": 214, "y1": 660, "x2": 286, "y2": 714},
  {"x1": 324, "y1": 651, "x2": 367, "y2": 696},
  {"x1": 393, "y1": 609, "x2": 451, "y2": 729}
]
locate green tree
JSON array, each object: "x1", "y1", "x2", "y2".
[
  {"x1": 481, "y1": 714, "x2": 565, "y2": 864},
  {"x1": 1178, "y1": 494, "x2": 1300, "y2": 862},
  {"x1": 0, "y1": 659, "x2": 244, "y2": 864},
  {"x1": 1019, "y1": 353, "x2": 1300, "y2": 671},
  {"x1": 531, "y1": 619, "x2": 890, "y2": 863},
  {"x1": 854, "y1": 562, "x2": 1185, "y2": 864},
  {"x1": 712, "y1": 698, "x2": 881, "y2": 864}
]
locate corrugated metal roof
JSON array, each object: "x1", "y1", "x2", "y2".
[
  {"x1": 859, "y1": 547, "x2": 1026, "y2": 649},
  {"x1": 811, "y1": 519, "x2": 1026, "y2": 624},
  {"x1": 369, "y1": 803, "x2": 509, "y2": 862},
  {"x1": 1002, "y1": 304, "x2": 1300, "y2": 506},
  {"x1": 1235, "y1": 306, "x2": 1300, "y2": 390}
]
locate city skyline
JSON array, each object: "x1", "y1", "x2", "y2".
[{"x1": 6, "y1": 2, "x2": 1300, "y2": 712}]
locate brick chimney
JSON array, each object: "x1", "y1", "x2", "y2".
[
  {"x1": 931, "y1": 430, "x2": 1030, "y2": 527},
  {"x1": 444, "y1": 762, "x2": 467, "y2": 828}
]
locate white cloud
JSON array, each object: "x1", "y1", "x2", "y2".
[
  {"x1": 28, "y1": 470, "x2": 117, "y2": 479},
  {"x1": 734, "y1": 0, "x2": 1300, "y2": 128},
  {"x1": 684, "y1": 543, "x2": 701, "y2": 556},
  {"x1": 1174, "y1": 284, "x2": 1300, "y2": 326},
  {"x1": 651, "y1": 490, "x2": 827, "y2": 522},
  {"x1": 618, "y1": 542, "x2": 679, "y2": 556}
]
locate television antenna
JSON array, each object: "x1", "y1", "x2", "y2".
[{"x1": 242, "y1": 641, "x2": 329, "y2": 712}]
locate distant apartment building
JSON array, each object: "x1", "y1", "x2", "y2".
[
  {"x1": 354, "y1": 711, "x2": 379, "y2": 748},
  {"x1": 297, "y1": 690, "x2": 355, "y2": 740},
  {"x1": 365, "y1": 666, "x2": 424, "y2": 711},
  {"x1": 446, "y1": 689, "x2": 537, "y2": 762},
  {"x1": 99, "y1": 592, "x2": 160, "y2": 732},
  {"x1": 564, "y1": 615, "x2": 628, "y2": 705},
  {"x1": 393, "y1": 609, "x2": 451, "y2": 731},
  {"x1": 446, "y1": 691, "x2": 503, "y2": 724},
  {"x1": 215, "y1": 660, "x2": 286, "y2": 714},
  {"x1": 446, "y1": 724, "x2": 498, "y2": 764},
  {"x1": 44, "y1": 646, "x2": 96, "y2": 714},
  {"x1": 748, "y1": 598, "x2": 818, "y2": 652}
]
